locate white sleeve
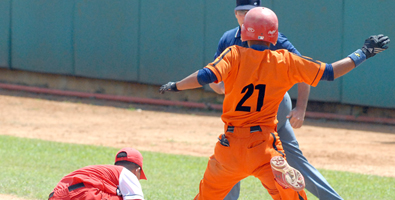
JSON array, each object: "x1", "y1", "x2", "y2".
[{"x1": 118, "y1": 168, "x2": 145, "y2": 200}]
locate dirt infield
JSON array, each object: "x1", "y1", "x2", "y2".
[{"x1": 1, "y1": 89, "x2": 395, "y2": 199}]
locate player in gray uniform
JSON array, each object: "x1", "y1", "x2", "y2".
[{"x1": 211, "y1": 0, "x2": 343, "y2": 199}]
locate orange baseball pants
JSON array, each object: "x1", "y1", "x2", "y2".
[{"x1": 194, "y1": 125, "x2": 307, "y2": 200}]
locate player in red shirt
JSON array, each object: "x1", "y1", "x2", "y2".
[
  {"x1": 159, "y1": 7, "x2": 389, "y2": 200},
  {"x1": 48, "y1": 147, "x2": 147, "y2": 200}
]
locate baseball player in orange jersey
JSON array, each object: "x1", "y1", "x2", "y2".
[
  {"x1": 159, "y1": 7, "x2": 390, "y2": 200},
  {"x1": 48, "y1": 147, "x2": 146, "y2": 200}
]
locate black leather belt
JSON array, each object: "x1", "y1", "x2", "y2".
[
  {"x1": 48, "y1": 182, "x2": 85, "y2": 199},
  {"x1": 227, "y1": 125, "x2": 262, "y2": 133}
]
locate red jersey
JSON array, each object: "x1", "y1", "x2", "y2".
[
  {"x1": 205, "y1": 45, "x2": 325, "y2": 127},
  {"x1": 51, "y1": 165, "x2": 144, "y2": 200},
  {"x1": 54, "y1": 165, "x2": 122, "y2": 195}
]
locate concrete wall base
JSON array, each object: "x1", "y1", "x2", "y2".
[{"x1": 1, "y1": 68, "x2": 394, "y2": 122}]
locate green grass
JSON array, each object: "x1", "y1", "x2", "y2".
[{"x1": 0, "y1": 135, "x2": 394, "y2": 200}]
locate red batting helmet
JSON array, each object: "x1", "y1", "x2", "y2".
[{"x1": 241, "y1": 7, "x2": 278, "y2": 45}]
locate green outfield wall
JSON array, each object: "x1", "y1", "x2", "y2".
[
  {"x1": 0, "y1": 0, "x2": 10, "y2": 68},
  {"x1": 0, "y1": 0, "x2": 394, "y2": 108}
]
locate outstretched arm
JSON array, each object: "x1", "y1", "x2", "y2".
[
  {"x1": 159, "y1": 68, "x2": 218, "y2": 94},
  {"x1": 332, "y1": 57, "x2": 356, "y2": 78},
  {"x1": 158, "y1": 71, "x2": 201, "y2": 94},
  {"x1": 331, "y1": 34, "x2": 390, "y2": 80},
  {"x1": 319, "y1": 34, "x2": 390, "y2": 82},
  {"x1": 176, "y1": 71, "x2": 202, "y2": 90},
  {"x1": 289, "y1": 34, "x2": 389, "y2": 126}
]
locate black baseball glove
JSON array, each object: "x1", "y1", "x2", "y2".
[
  {"x1": 362, "y1": 34, "x2": 390, "y2": 59},
  {"x1": 159, "y1": 82, "x2": 179, "y2": 94}
]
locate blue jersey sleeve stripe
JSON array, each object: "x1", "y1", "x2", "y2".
[
  {"x1": 212, "y1": 48, "x2": 231, "y2": 66},
  {"x1": 210, "y1": 65, "x2": 223, "y2": 81},
  {"x1": 310, "y1": 63, "x2": 325, "y2": 85},
  {"x1": 298, "y1": 55, "x2": 321, "y2": 65}
]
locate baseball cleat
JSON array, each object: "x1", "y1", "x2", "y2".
[{"x1": 270, "y1": 156, "x2": 305, "y2": 192}]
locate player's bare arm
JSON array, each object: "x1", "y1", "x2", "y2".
[
  {"x1": 176, "y1": 71, "x2": 202, "y2": 90},
  {"x1": 332, "y1": 57, "x2": 357, "y2": 78}
]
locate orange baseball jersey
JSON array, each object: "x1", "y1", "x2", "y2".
[{"x1": 205, "y1": 45, "x2": 325, "y2": 127}]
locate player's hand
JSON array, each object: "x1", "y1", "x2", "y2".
[
  {"x1": 286, "y1": 107, "x2": 305, "y2": 128},
  {"x1": 159, "y1": 82, "x2": 179, "y2": 94},
  {"x1": 362, "y1": 34, "x2": 390, "y2": 59}
]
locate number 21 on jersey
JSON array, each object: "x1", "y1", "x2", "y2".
[{"x1": 235, "y1": 83, "x2": 266, "y2": 112}]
